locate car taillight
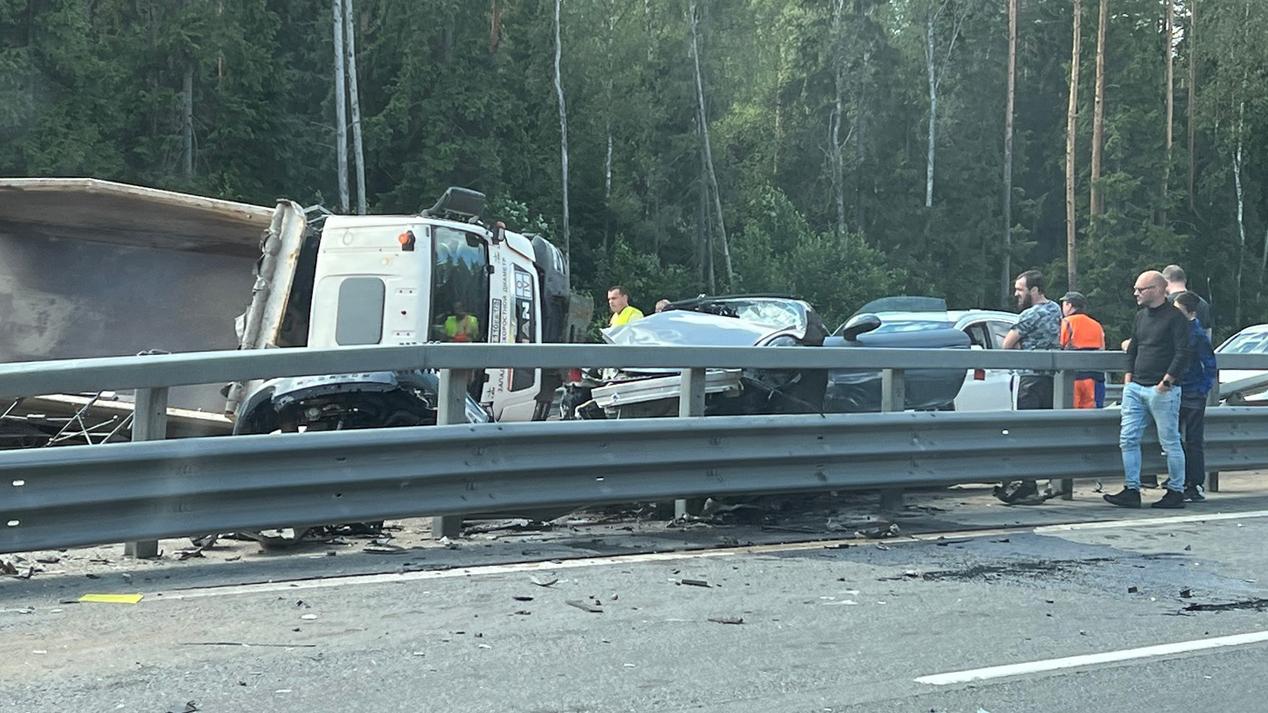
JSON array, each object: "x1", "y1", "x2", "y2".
[
  {"x1": 974, "y1": 369, "x2": 987, "y2": 381},
  {"x1": 567, "y1": 368, "x2": 582, "y2": 383}
]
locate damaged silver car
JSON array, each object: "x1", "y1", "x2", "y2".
[{"x1": 565, "y1": 296, "x2": 829, "y2": 419}]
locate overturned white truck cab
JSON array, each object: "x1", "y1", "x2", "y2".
[
  {"x1": 229, "y1": 187, "x2": 573, "y2": 432},
  {"x1": 0, "y1": 179, "x2": 571, "y2": 448}
]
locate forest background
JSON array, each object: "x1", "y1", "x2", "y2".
[{"x1": 2, "y1": 0, "x2": 1266, "y2": 342}]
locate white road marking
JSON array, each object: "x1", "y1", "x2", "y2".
[
  {"x1": 150, "y1": 509, "x2": 1268, "y2": 601},
  {"x1": 1035, "y1": 509, "x2": 1268, "y2": 533},
  {"x1": 915, "y1": 630, "x2": 1268, "y2": 685}
]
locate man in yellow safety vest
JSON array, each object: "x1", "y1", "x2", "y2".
[{"x1": 607, "y1": 285, "x2": 643, "y2": 327}]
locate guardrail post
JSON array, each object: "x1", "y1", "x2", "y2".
[
  {"x1": 675, "y1": 368, "x2": 707, "y2": 519},
  {"x1": 879, "y1": 369, "x2": 905, "y2": 511},
  {"x1": 1053, "y1": 369, "x2": 1076, "y2": 500},
  {"x1": 1207, "y1": 387, "x2": 1220, "y2": 492},
  {"x1": 124, "y1": 387, "x2": 167, "y2": 559},
  {"x1": 431, "y1": 368, "x2": 470, "y2": 540}
]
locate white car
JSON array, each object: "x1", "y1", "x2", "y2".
[{"x1": 1216, "y1": 324, "x2": 1268, "y2": 403}]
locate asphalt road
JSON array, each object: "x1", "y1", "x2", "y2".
[{"x1": 4, "y1": 485, "x2": 1268, "y2": 712}]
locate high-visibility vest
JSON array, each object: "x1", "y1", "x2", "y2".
[
  {"x1": 1061, "y1": 313, "x2": 1105, "y2": 381},
  {"x1": 444, "y1": 314, "x2": 479, "y2": 342},
  {"x1": 610, "y1": 305, "x2": 644, "y2": 327}
]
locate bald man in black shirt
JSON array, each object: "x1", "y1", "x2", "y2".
[{"x1": 1104, "y1": 270, "x2": 1193, "y2": 510}]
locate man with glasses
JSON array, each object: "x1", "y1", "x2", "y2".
[{"x1": 1105, "y1": 271, "x2": 1193, "y2": 509}]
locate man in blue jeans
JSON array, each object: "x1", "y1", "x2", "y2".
[{"x1": 1105, "y1": 271, "x2": 1194, "y2": 509}]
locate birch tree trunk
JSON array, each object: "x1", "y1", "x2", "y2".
[
  {"x1": 182, "y1": 65, "x2": 193, "y2": 179},
  {"x1": 1065, "y1": 0, "x2": 1083, "y2": 290},
  {"x1": 1233, "y1": 100, "x2": 1246, "y2": 326},
  {"x1": 924, "y1": 5, "x2": 938, "y2": 209},
  {"x1": 923, "y1": 0, "x2": 966, "y2": 209},
  {"x1": 830, "y1": 0, "x2": 847, "y2": 238},
  {"x1": 688, "y1": 0, "x2": 733, "y2": 287},
  {"x1": 344, "y1": 0, "x2": 367, "y2": 215},
  {"x1": 1187, "y1": 0, "x2": 1197, "y2": 213},
  {"x1": 1001, "y1": 0, "x2": 1017, "y2": 305},
  {"x1": 1090, "y1": 0, "x2": 1108, "y2": 220},
  {"x1": 602, "y1": 1, "x2": 616, "y2": 265},
  {"x1": 332, "y1": 0, "x2": 349, "y2": 213},
  {"x1": 1161, "y1": 0, "x2": 1174, "y2": 225},
  {"x1": 553, "y1": 0, "x2": 571, "y2": 255}
]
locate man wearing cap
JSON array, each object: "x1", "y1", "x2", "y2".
[{"x1": 1059, "y1": 291, "x2": 1106, "y2": 409}]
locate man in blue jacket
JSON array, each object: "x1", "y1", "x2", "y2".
[{"x1": 1174, "y1": 291, "x2": 1218, "y2": 502}]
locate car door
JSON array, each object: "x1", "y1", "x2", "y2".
[
  {"x1": 951, "y1": 318, "x2": 1016, "y2": 411},
  {"x1": 987, "y1": 319, "x2": 1020, "y2": 409}
]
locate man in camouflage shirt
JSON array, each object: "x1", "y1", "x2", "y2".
[{"x1": 996, "y1": 269, "x2": 1062, "y2": 503}]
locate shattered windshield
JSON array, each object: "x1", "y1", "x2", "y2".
[
  {"x1": 1219, "y1": 331, "x2": 1268, "y2": 354},
  {"x1": 684, "y1": 298, "x2": 806, "y2": 332}
]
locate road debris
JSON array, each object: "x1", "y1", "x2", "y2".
[
  {"x1": 512, "y1": 595, "x2": 534, "y2": 602},
  {"x1": 514, "y1": 610, "x2": 532, "y2": 616},
  {"x1": 531, "y1": 576, "x2": 559, "y2": 588},
  {"x1": 707, "y1": 616, "x2": 744, "y2": 625},
  {"x1": 174, "y1": 546, "x2": 205, "y2": 560},
  {"x1": 855, "y1": 523, "x2": 900, "y2": 539},
  {"x1": 1183, "y1": 598, "x2": 1268, "y2": 613},
  {"x1": 438, "y1": 536, "x2": 460, "y2": 549},
  {"x1": 79, "y1": 593, "x2": 143, "y2": 605},
  {"x1": 1180, "y1": 589, "x2": 1193, "y2": 599},
  {"x1": 1128, "y1": 586, "x2": 1139, "y2": 594},
  {"x1": 363, "y1": 541, "x2": 407, "y2": 554},
  {"x1": 462, "y1": 518, "x2": 551, "y2": 536},
  {"x1": 0, "y1": 560, "x2": 18, "y2": 576},
  {"x1": 675, "y1": 578, "x2": 711, "y2": 588},
  {"x1": 35, "y1": 556, "x2": 60, "y2": 565},
  {"x1": 566, "y1": 599, "x2": 604, "y2": 613},
  {"x1": 300, "y1": 614, "x2": 319, "y2": 620}
]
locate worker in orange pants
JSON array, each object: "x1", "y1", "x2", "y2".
[{"x1": 1060, "y1": 291, "x2": 1106, "y2": 409}]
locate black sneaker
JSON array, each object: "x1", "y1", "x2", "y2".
[
  {"x1": 1152, "y1": 489, "x2": 1187, "y2": 509},
  {"x1": 1184, "y1": 486, "x2": 1206, "y2": 502},
  {"x1": 1103, "y1": 488, "x2": 1142, "y2": 508}
]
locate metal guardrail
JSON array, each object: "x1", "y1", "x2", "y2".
[
  {"x1": 5, "y1": 408, "x2": 1268, "y2": 554},
  {"x1": 0, "y1": 345, "x2": 1173, "y2": 398},
  {"x1": 4, "y1": 343, "x2": 1268, "y2": 555},
  {"x1": 4, "y1": 343, "x2": 1268, "y2": 398}
]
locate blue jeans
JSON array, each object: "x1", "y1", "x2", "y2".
[{"x1": 1119, "y1": 381, "x2": 1186, "y2": 492}]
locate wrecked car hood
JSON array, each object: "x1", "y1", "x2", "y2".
[
  {"x1": 602, "y1": 309, "x2": 796, "y2": 348},
  {"x1": 601, "y1": 310, "x2": 799, "y2": 375}
]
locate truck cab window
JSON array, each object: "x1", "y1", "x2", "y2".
[
  {"x1": 335, "y1": 277, "x2": 386, "y2": 345},
  {"x1": 431, "y1": 227, "x2": 490, "y2": 343}
]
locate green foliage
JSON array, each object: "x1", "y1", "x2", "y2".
[{"x1": 1, "y1": 0, "x2": 1266, "y2": 339}]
